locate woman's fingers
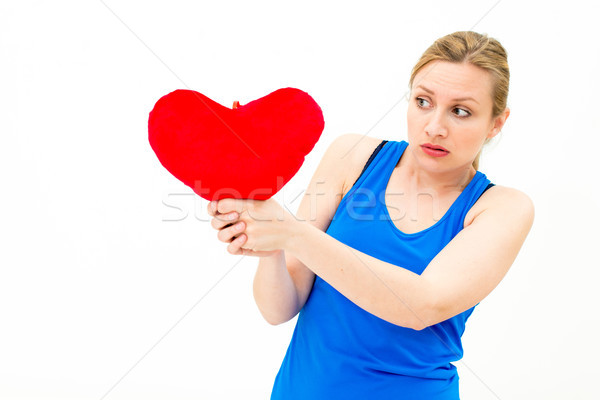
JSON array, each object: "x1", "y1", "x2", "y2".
[
  {"x1": 217, "y1": 220, "x2": 245, "y2": 243},
  {"x1": 227, "y1": 233, "x2": 247, "y2": 255},
  {"x1": 210, "y1": 211, "x2": 239, "y2": 230},
  {"x1": 207, "y1": 201, "x2": 216, "y2": 217},
  {"x1": 207, "y1": 201, "x2": 251, "y2": 255}
]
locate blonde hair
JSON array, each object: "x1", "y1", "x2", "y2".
[{"x1": 408, "y1": 31, "x2": 510, "y2": 170}]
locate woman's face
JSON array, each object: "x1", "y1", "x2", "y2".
[{"x1": 407, "y1": 60, "x2": 507, "y2": 172}]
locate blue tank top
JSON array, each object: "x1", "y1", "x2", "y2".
[{"x1": 270, "y1": 140, "x2": 494, "y2": 400}]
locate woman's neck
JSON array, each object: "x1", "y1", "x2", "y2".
[{"x1": 397, "y1": 144, "x2": 477, "y2": 196}]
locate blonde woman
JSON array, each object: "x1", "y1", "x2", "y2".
[{"x1": 208, "y1": 31, "x2": 534, "y2": 399}]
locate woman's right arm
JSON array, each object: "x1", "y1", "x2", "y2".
[{"x1": 252, "y1": 134, "x2": 365, "y2": 325}]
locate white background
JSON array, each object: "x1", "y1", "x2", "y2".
[{"x1": 1, "y1": 1, "x2": 598, "y2": 399}]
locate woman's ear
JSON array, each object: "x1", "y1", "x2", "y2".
[{"x1": 488, "y1": 107, "x2": 510, "y2": 139}]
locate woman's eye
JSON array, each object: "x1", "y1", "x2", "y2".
[
  {"x1": 416, "y1": 97, "x2": 470, "y2": 118},
  {"x1": 454, "y1": 108, "x2": 471, "y2": 117},
  {"x1": 416, "y1": 97, "x2": 430, "y2": 107}
]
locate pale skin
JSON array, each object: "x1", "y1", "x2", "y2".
[{"x1": 208, "y1": 60, "x2": 535, "y2": 330}]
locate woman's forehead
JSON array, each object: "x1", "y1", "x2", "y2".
[{"x1": 413, "y1": 60, "x2": 493, "y2": 101}]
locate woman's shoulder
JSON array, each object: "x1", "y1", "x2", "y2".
[
  {"x1": 477, "y1": 184, "x2": 534, "y2": 211},
  {"x1": 464, "y1": 183, "x2": 535, "y2": 229},
  {"x1": 326, "y1": 133, "x2": 385, "y2": 156},
  {"x1": 326, "y1": 134, "x2": 387, "y2": 197}
]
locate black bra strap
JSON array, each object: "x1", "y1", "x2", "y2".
[{"x1": 474, "y1": 182, "x2": 495, "y2": 203}]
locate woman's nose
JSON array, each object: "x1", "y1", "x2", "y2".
[{"x1": 424, "y1": 109, "x2": 448, "y2": 138}]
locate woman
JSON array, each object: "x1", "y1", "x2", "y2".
[{"x1": 208, "y1": 31, "x2": 534, "y2": 399}]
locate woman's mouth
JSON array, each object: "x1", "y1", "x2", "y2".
[{"x1": 421, "y1": 144, "x2": 449, "y2": 157}]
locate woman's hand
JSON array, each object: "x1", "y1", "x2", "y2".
[{"x1": 207, "y1": 197, "x2": 297, "y2": 257}]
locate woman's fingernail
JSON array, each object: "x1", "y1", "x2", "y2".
[
  {"x1": 228, "y1": 212, "x2": 237, "y2": 220},
  {"x1": 236, "y1": 222, "x2": 244, "y2": 231}
]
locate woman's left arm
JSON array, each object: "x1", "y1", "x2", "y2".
[
  {"x1": 215, "y1": 187, "x2": 534, "y2": 330},
  {"x1": 285, "y1": 188, "x2": 534, "y2": 330}
]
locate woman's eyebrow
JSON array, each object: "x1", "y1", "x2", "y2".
[{"x1": 415, "y1": 84, "x2": 479, "y2": 104}]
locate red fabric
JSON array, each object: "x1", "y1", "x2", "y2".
[{"x1": 148, "y1": 87, "x2": 324, "y2": 200}]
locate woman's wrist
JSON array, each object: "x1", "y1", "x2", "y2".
[
  {"x1": 283, "y1": 219, "x2": 312, "y2": 257},
  {"x1": 257, "y1": 248, "x2": 284, "y2": 259}
]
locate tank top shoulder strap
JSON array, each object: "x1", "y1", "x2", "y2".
[
  {"x1": 351, "y1": 139, "x2": 388, "y2": 187},
  {"x1": 449, "y1": 171, "x2": 494, "y2": 231}
]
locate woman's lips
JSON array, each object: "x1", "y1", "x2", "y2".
[
  {"x1": 421, "y1": 145, "x2": 449, "y2": 157},
  {"x1": 422, "y1": 143, "x2": 449, "y2": 152}
]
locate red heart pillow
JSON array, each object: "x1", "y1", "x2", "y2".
[{"x1": 148, "y1": 87, "x2": 324, "y2": 201}]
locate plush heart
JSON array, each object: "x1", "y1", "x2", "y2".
[{"x1": 148, "y1": 87, "x2": 325, "y2": 201}]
